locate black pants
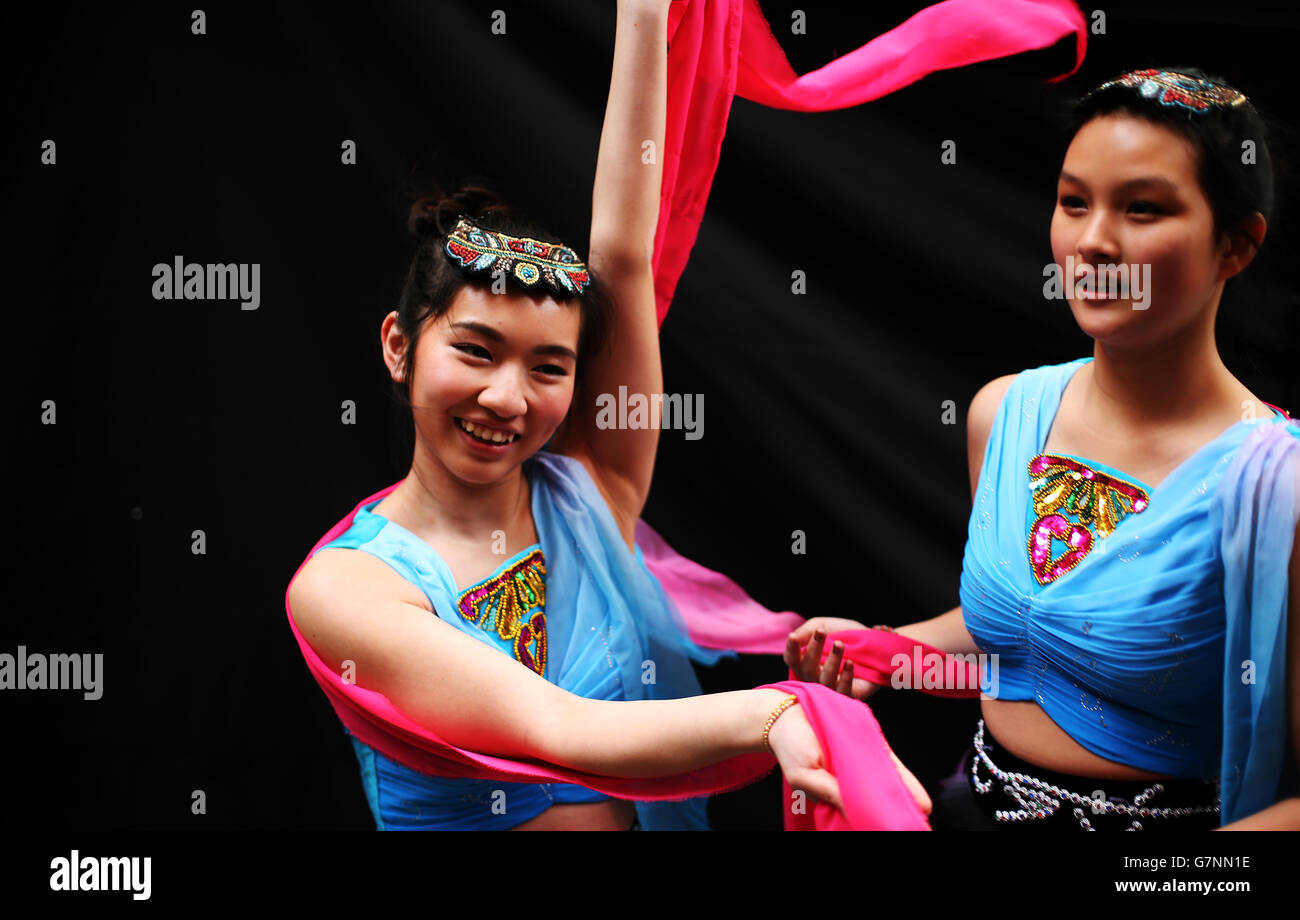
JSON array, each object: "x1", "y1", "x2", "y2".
[{"x1": 927, "y1": 721, "x2": 1220, "y2": 832}]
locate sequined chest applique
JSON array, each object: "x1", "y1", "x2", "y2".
[
  {"x1": 1027, "y1": 454, "x2": 1150, "y2": 585},
  {"x1": 456, "y1": 549, "x2": 548, "y2": 676}
]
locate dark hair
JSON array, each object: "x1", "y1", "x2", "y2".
[
  {"x1": 388, "y1": 183, "x2": 610, "y2": 456},
  {"x1": 1057, "y1": 66, "x2": 1280, "y2": 260}
]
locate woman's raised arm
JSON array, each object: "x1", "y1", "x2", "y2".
[{"x1": 550, "y1": 0, "x2": 670, "y2": 543}]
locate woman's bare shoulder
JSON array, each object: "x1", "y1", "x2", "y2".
[
  {"x1": 290, "y1": 546, "x2": 433, "y2": 621},
  {"x1": 968, "y1": 374, "x2": 1020, "y2": 433}
]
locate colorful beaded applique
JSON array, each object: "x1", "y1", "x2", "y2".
[
  {"x1": 456, "y1": 549, "x2": 548, "y2": 676},
  {"x1": 1089, "y1": 69, "x2": 1249, "y2": 114},
  {"x1": 443, "y1": 216, "x2": 590, "y2": 297},
  {"x1": 1027, "y1": 455, "x2": 1150, "y2": 585}
]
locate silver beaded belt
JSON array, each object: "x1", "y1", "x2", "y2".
[{"x1": 970, "y1": 719, "x2": 1219, "y2": 831}]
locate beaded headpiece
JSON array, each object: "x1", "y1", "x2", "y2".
[
  {"x1": 1087, "y1": 69, "x2": 1249, "y2": 115},
  {"x1": 443, "y1": 215, "x2": 590, "y2": 297}
]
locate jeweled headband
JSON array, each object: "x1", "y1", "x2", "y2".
[
  {"x1": 1086, "y1": 69, "x2": 1250, "y2": 114},
  {"x1": 443, "y1": 215, "x2": 591, "y2": 297}
]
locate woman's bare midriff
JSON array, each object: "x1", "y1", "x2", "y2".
[
  {"x1": 510, "y1": 798, "x2": 636, "y2": 831},
  {"x1": 980, "y1": 698, "x2": 1175, "y2": 781}
]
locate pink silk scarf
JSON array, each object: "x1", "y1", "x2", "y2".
[
  {"x1": 639, "y1": 521, "x2": 980, "y2": 697},
  {"x1": 635, "y1": 518, "x2": 805, "y2": 652},
  {"x1": 652, "y1": 0, "x2": 1087, "y2": 323},
  {"x1": 639, "y1": 512, "x2": 982, "y2": 698}
]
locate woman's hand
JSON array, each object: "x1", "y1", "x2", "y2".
[
  {"x1": 765, "y1": 697, "x2": 843, "y2": 810},
  {"x1": 783, "y1": 617, "x2": 883, "y2": 701},
  {"x1": 765, "y1": 698, "x2": 932, "y2": 817}
]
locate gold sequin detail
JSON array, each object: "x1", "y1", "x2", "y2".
[{"x1": 456, "y1": 549, "x2": 548, "y2": 674}]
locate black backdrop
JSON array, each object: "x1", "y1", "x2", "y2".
[{"x1": 7, "y1": 1, "x2": 1298, "y2": 832}]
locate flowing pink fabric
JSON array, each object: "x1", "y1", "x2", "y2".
[
  {"x1": 287, "y1": 490, "x2": 931, "y2": 827},
  {"x1": 652, "y1": 0, "x2": 1087, "y2": 323},
  {"x1": 637, "y1": 521, "x2": 980, "y2": 700},
  {"x1": 635, "y1": 518, "x2": 805, "y2": 652},
  {"x1": 782, "y1": 679, "x2": 930, "y2": 831}
]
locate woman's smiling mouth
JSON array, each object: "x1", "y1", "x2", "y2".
[{"x1": 455, "y1": 417, "x2": 521, "y2": 445}]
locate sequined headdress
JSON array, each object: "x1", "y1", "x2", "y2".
[
  {"x1": 1086, "y1": 69, "x2": 1250, "y2": 115},
  {"x1": 443, "y1": 215, "x2": 591, "y2": 297}
]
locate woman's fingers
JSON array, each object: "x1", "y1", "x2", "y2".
[
  {"x1": 835, "y1": 659, "x2": 855, "y2": 695},
  {"x1": 819, "y1": 639, "x2": 844, "y2": 686},
  {"x1": 787, "y1": 619, "x2": 822, "y2": 645},
  {"x1": 788, "y1": 624, "x2": 869, "y2": 693},
  {"x1": 787, "y1": 627, "x2": 860, "y2": 692},
  {"x1": 792, "y1": 770, "x2": 843, "y2": 814},
  {"x1": 802, "y1": 629, "x2": 827, "y2": 680},
  {"x1": 782, "y1": 634, "x2": 800, "y2": 670},
  {"x1": 784, "y1": 633, "x2": 819, "y2": 679},
  {"x1": 851, "y1": 676, "x2": 879, "y2": 701}
]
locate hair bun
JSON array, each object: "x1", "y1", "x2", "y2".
[{"x1": 408, "y1": 183, "x2": 511, "y2": 239}]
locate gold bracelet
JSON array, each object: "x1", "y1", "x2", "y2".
[
  {"x1": 761, "y1": 694, "x2": 799, "y2": 752},
  {"x1": 870, "y1": 624, "x2": 896, "y2": 633}
]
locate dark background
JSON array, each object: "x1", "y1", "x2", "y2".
[{"x1": 6, "y1": 1, "x2": 1297, "y2": 830}]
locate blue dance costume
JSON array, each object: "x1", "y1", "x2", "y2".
[
  {"x1": 961, "y1": 357, "x2": 1300, "y2": 824},
  {"x1": 312, "y1": 451, "x2": 731, "y2": 830}
]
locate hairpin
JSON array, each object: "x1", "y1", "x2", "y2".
[
  {"x1": 1088, "y1": 69, "x2": 1249, "y2": 114},
  {"x1": 443, "y1": 215, "x2": 590, "y2": 296}
]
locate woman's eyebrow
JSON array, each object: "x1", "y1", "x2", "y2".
[
  {"x1": 1058, "y1": 170, "x2": 1179, "y2": 194},
  {"x1": 533, "y1": 344, "x2": 577, "y2": 360},
  {"x1": 450, "y1": 320, "x2": 504, "y2": 341},
  {"x1": 450, "y1": 320, "x2": 575, "y2": 360}
]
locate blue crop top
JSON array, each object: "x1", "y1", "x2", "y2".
[
  {"x1": 960, "y1": 358, "x2": 1294, "y2": 780},
  {"x1": 317, "y1": 499, "x2": 615, "y2": 830}
]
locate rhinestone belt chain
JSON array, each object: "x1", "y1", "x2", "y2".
[{"x1": 970, "y1": 719, "x2": 1219, "y2": 830}]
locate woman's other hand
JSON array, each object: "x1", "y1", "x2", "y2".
[
  {"x1": 766, "y1": 698, "x2": 933, "y2": 817},
  {"x1": 765, "y1": 698, "x2": 843, "y2": 811},
  {"x1": 783, "y1": 617, "x2": 883, "y2": 701}
]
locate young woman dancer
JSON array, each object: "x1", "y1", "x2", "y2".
[
  {"x1": 287, "y1": 0, "x2": 929, "y2": 831},
  {"x1": 787, "y1": 68, "x2": 1300, "y2": 830}
]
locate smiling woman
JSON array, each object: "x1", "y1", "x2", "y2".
[
  {"x1": 385, "y1": 196, "x2": 607, "y2": 462},
  {"x1": 383, "y1": 242, "x2": 587, "y2": 485},
  {"x1": 787, "y1": 67, "x2": 1300, "y2": 831},
  {"x1": 1049, "y1": 76, "x2": 1270, "y2": 350},
  {"x1": 284, "y1": 0, "x2": 933, "y2": 832}
]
